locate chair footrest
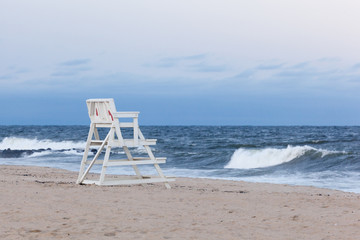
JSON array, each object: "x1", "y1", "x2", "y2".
[
  {"x1": 85, "y1": 157, "x2": 166, "y2": 165},
  {"x1": 82, "y1": 176, "x2": 175, "y2": 186},
  {"x1": 106, "y1": 158, "x2": 166, "y2": 166},
  {"x1": 89, "y1": 139, "x2": 157, "y2": 147},
  {"x1": 117, "y1": 139, "x2": 157, "y2": 147},
  {"x1": 89, "y1": 140, "x2": 105, "y2": 146}
]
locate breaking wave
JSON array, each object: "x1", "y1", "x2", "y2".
[
  {"x1": 0, "y1": 137, "x2": 86, "y2": 158},
  {"x1": 0, "y1": 137, "x2": 145, "y2": 158},
  {"x1": 225, "y1": 145, "x2": 343, "y2": 169},
  {"x1": 0, "y1": 137, "x2": 86, "y2": 150}
]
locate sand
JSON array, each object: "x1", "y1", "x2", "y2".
[{"x1": 1, "y1": 165, "x2": 360, "y2": 240}]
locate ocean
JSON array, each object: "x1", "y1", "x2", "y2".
[{"x1": 1, "y1": 125, "x2": 360, "y2": 193}]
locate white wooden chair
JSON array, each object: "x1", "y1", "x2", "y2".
[{"x1": 76, "y1": 98, "x2": 174, "y2": 188}]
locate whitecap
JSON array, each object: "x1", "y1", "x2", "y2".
[
  {"x1": 225, "y1": 145, "x2": 344, "y2": 169},
  {"x1": 0, "y1": 137, "x2": 86, "y2": 150}
]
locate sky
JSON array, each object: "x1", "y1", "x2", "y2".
[{"x1": 1, "y1": 0, "x2": 360, "y2": 125}]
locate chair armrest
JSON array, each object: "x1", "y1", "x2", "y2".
[{"x1": 113, "y1": 112, "x2": 139, "y2": 118}]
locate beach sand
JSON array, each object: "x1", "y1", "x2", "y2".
[{"x1": 1, "y1": 165, "x2": 360, "y2": 239}]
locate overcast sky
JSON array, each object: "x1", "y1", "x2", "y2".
[{"x1": 1, "y1": 0, "x2": 360, "y2": 125}]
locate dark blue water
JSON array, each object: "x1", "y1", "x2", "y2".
[{"x1": 1, "y1": 126, "x2": 360, "y2": 192}]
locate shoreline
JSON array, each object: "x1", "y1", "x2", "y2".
[
  {"x1": 1, "y1": 165, "x2": 360, "y2": 239},
  {"x1": 1, "y1": 163, "x2": 357, "y2": 194}
]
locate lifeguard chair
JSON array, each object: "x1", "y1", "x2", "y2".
[{"x1": 76, "y1": 98, "x2": 174, "y2": 188}]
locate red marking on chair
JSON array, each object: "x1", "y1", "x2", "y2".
[
  {"x1": 108, "y1": 110, "x2": 114, "y2": 121},
  {"x1": 96, "y1": 109, "x2": 98, "y2": 116}
]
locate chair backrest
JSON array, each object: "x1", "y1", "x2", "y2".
[{"x1": 86, "y1": 98, "x2": 117, "y2": 124}]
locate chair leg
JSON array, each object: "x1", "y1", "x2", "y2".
[
  {"x1": 154, "y1": 163, "x2": 171, "y2": 189},
  {"x1": 99, "y1": 128, "x2": 114, "y2": 184},
  {"x1": 77, "y1": 124, "x2": 94, "y2": 184},
  {"x1": 94, "y1": 127, "x2": 100, "y2": 140},
  {"x1": 144, "y1": 145, "x2": 171, "y2": 189},
  {"x1": 99, "y1": 145, "x2": 111, "y2": 184},
  {"x1": 123, "y1": 146, "x2": 143, "y2": 179},
  {"x1": 78, "y1": 131, "x2": 111, "y2": 184}
]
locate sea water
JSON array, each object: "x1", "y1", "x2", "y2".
[{"x1": 1, "y1": 126, "x2": 359, "y2": 193}]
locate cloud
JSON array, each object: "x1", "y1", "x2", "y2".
[
  {"x1": 256, "y1": 63, "x2": 284, "y2": 70},
  {"x1": 232, "y1": 69, "x2": 256, "y2": 79},
  {"x1": 51, "y1": 71, "x2": 78, "y2": 77},
  {"x1": 275, "y1": 69, "x2": 317, "y2": 78},
  {"x1": 60, "y1": 58, "x2": 91, "y2": 66},
  {"x1": 220, "y1": 58, "x2": 360, "y2": 97},
  {"x1": 51, "y1": 66, "x2": 92, "y2": 77},
  {"x1": 52, "y1": 58, "x2": 92, "y2": 77},
  {"x1": 188, "y1": 62, "x2": 227, "y2": 72},
  {"x1": 155, "y1": 54, "x2": 208, "y2": 68},
  {"x1": 274, "y1": 67, "x2": 341, "y2": 85},
  {"x1": 0, "y1": 66, "x2": 29, "y2": 82},
  {"x1": 0, "y1": 74, "x2": 13, "y2": 80},
  {"x1": 149, "y1": 53, "x2": 228, "y2": 73},
  {"x1": 155, "y1": 58, "x2": 178, "y2": 68},
  {"x1": 228, "y1": 62, "x2": 286, "y2": 83},
  {"x1": 181, "y1": 54, "x2": 208, "y2": 61},
  {"x1": 352, "y1": 63, "x2": 360, "y2": 70},
  {"x1": 290, "y1": 61, "x2": 311, "y2": 69},
  {"x1": 317, "y1": 57, "x2": 341, "y2": 63},
  {"x1": 164, "y1": 54, "x2": 207, "y2": 62}
]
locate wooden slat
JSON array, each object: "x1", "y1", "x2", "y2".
[
  {"x1": 113, "y1": 112, "x2": 139, "y2": 118},
  {"x1": 82, "y1": 177, "x2": 175, "y2": 186},
  {"x1": 85, "y1": 157, "x2": 166, "y2": 165},
  {"x1": 90, "y1": 140, "x2": 105, "y2": 146},
  {"x1": 93, "y1": 123, "x2": 112, "y2": 127},
  {"x1": 106, "y1": 159, "x2": 166, "y2": 166},
  {"x1": 118, "y1": 122, "x2": 134, "y2": 128},
  {"x1": 90, "y1": 139, "x2": 156, "y2": 147},
  {"x1": 110, "y1": 139, "x2": 157, "y2": 147},
  {"x1": 85, "y1": 160, "x2": 104, "y2": 165}
]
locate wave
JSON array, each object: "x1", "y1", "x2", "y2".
[
  {"x1": 0, "y1": 137, "x2": 86, "y2": 158},
  {"x1": 225, "y1": 145, "x2": 344, "y2": 169},
  {"x1": 27, "y1": 149, "x2": 85, "y2": 158},
  {"x1": 0, "y1": 137, "x2": 86, "y2": 151},
  {"x1": 0, "y1": 137, "x2": 147, "y2": 158}
]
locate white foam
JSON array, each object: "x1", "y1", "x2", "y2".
[
  {"x1": 0, "y1": 137, "x2": 86, "y2": 150},
  {"x1": 28, "y1": 149, "x2": 84, "y2": 158},
  {"x1": 319, "y1": 149, "x2": 345, "y2": 157},
  {"x1": 225, "y1": 145, "x2": 340, "y2": 169}
]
